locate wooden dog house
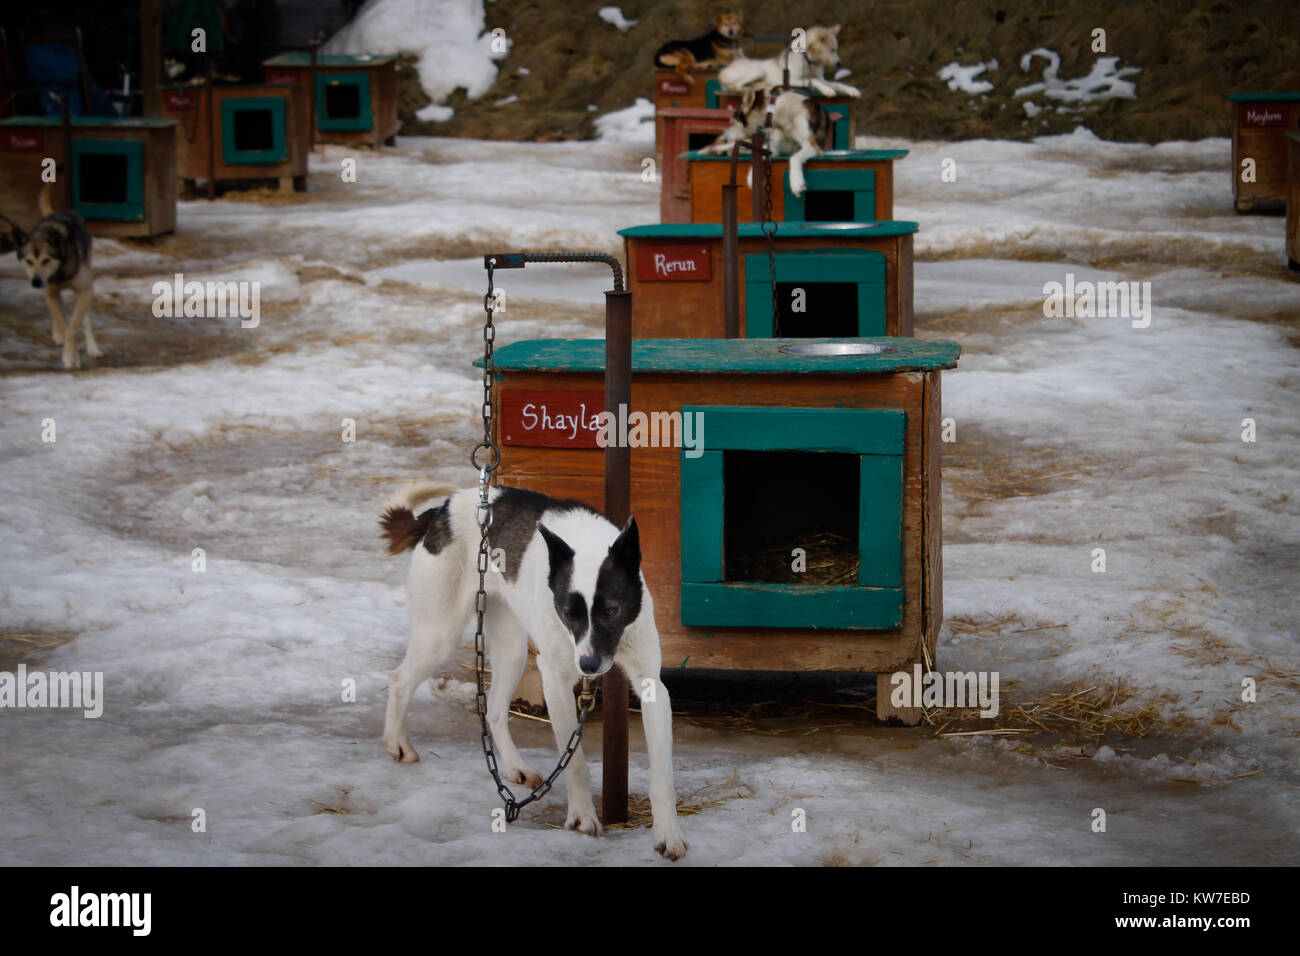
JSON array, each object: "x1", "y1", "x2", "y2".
[
  {"x1": 160, "y1": 83, "x2": 310, "y2": 192},
  {"x1": 621, "y1": 222, "x2": 916, "y2": 338},
  {"x1": 1288, "y1": 132, "x2": 1299, "y2": 271},
  {"x1": 714, "y1": 90, "x2": 856, "y2": 150},
  {"x1": 263, "y1": 53, "x2": 399, "y2": 148},
  {"x1": 1228, "y1": 92, "x2": 1300, "y2": 212},
  {"x1": 0, "y1": 117, "x2": 177, "y2": 238},
  {"x1": 653, "y1": 68, "x2": 726, "y2": 152},
  {"x1": 659, "y1": 107, "x2": 734, "y2": 222},
  {"x1": 687, "y1": 149, "x2": 907, "y2": 224},
  {"x1": 485, "y1": 337, "x2": 959, "y2": 723}
]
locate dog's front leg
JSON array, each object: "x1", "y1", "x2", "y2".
[
  {"x1": 619, "y1": 630, "x2": 688, "y2": 861},
  {"x1": 44, "y1": 288, "x2": 66, "y2": 346},
  {"x1": 59, "y1": 290, "x2": 82, "y2": 370},
  {"x1": 537, "y1": 652, "x2": 600, "y2": 836},
  {"x1": 72, "y1": 286, "x2": 101, "y2": 360},
  {"x1": 787, "y1": 138, "x2": 822, "y2": 197}
]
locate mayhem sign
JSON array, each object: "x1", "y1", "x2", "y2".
[{"x1": 634, "y1": 243, "x2": 712, "y2": 282}]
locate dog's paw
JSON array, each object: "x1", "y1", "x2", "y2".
[
  {"x1": 653, "y1": 821, "x2": 689, "y2": 862},
  {"x1": 384, "y1": 739, "x2": 420, "y2": 763},
  {"x1": 565, "y1": 809, "x2": 602, "y2": 837},
  {"x1": 51, "y1": 329, "x2": 64, "y2": 345},
  {"x1": 61, "y1": 348, "x2": 80, "y2": 370},
  {"x1": 505, "y1": 766, "x2": 544, "y2": 789},
  {"x1": 86, "y1": 342, "x2": 103, "y2": 359}
]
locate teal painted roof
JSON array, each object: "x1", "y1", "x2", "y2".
[
  {"x1": 620, "y1": 221, "x2": 918, "y2": 238},
  {"x1": 0, "y1": 116, "x2": 176, "y2": 129},
  {"x1": 478, "y1": 338, "x2": 960, "y2": 374},
  {"x1": 685, "y1": 148, "x2": 908, "y2": 162},
  {"x1": 264, "y1": 52, "x2": 397, "y2": 67},
  {"x1": 1227, "y1": 92, "x2": 1300, "y2": 102}
]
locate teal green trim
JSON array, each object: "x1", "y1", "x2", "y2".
[
  {"x1": 264, "y1": 53, "x2": 397, "y2": 67},
  {"x1": 687, "y1": 406, "x2": 904, "y2": 454},
  {"x1": 704, "y1": 78, "x2": 722, "y2": 109},
  {"x1": 70, "y1": 139, "x2": 144, "y2": 221},
  {"x1": 220, "y1": 96, "x2": 287, "y2": 164},
  {"x1": 678, "y1": 406, "x2": 906, "y2": 629},
  {"x1": 684, "y1": 148, "x2": 907, "y2": 161},
  {"x1": 859, "y1": 454, "x2": 903, "y2": 588},
  {"x1": 822, "y1": 105, "x2": 850, "y2": 149},
  {"x1": 317, "y1": 72, "x2": 373, "y2": 131},
  {"x1": 621, "y1": 220, "x2": 916, "y2": 238},
  {"x1": 745, "y1": 249, "x2": 887, "y2": 337},
  {"x1": 680, "y1": 450, "x2": 724, "y2": 582},
  {"x1": 1227, "y1": 92, "x2": 1300, "y2": 102},
  {"x1": 783, "y1": 169, "x2": 876, "y2": 223},
  {"x1": 681, "y1": 583, "x2": 902, "y2": 629},
  {"x1": 480, "y1": 337, "x2": 961, "y2": 373},
  {"x1": 0, "y1": 117, "x2": 177, "y2": 129}
]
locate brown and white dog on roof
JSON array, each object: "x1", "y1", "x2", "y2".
[{"x1": 698, "y1": 87, "x2": 830, "y2": 197}]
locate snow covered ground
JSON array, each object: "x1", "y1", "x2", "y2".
[{"x1": 1, "y1": 129, "x2": 1297, "y2": 866}]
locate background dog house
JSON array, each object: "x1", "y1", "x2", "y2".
[
  {"x1": 486, "y1": 337, "x2": 959, "y2": 723},
  {"x1": 263, "y1": 53, "x2": 399, "y2": 148},
  {"x1": 714, "y1": 90, "x2": 856, "y2": 150},
  {"x1": 653, "y1": 68, "x2": 726, "y2": 152},
  {"x1": 1288, "y1": 132, "x2": 1299, "y2": 270},
  {"x1": 159, "y1": 83, "x2": 310, "y2": 192},
  {"x1": 687, "y1": 149, "x2": 906, "y2": 224},
  {"x1": 0, "y1": 117, "x2": 177, "y2": 238},
  {"x1": 621, "y1": 222, "x2": 916, "y2": 338},
  {"x1": 659, "y1": 106, "x2": 733, "y2": 222},
  {"x1": 1228, "y1": 92, "x2": 1300, "y2": 211}
]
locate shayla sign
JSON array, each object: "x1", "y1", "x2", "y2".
[{"x1": 635, "y1": 243, "x2": 711, "y2": 281}]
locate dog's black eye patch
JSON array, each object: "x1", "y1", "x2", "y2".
[{"x1": 562, "y1": 593, "x2": 588, "y2": 637}]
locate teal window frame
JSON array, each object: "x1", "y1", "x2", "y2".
[
  {"x1": 783, "y1": 168, "x2": 876, "y2": 222},
  {"x1": 680, "y1": 406, "x2": 905, "y2": 630},
  {"x1": 220, "y1": 96, "x2": 288, "y2": 165},
  {"x1": 705, "y1": 78, "x2": 723, "y2": 109},
  {"x1": 70, "y1": 139, "x2": 144, "y2": 221},
  {"x1": 316, "y1": 72, "x2": 373, "y2": 132},
  {"x1": 745, "y1": 248, "x2": 887, "y2": 337}
]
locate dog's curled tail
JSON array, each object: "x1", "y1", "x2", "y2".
[
  {"x1": 379, "y1": 480, "x2": 458, "y2": 555},
  {"x1": 38, "y1": 181, "x2": 55, "y2": 217}
]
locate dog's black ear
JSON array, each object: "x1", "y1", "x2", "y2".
[
  {"x1": 538, "y1": 523, "x2": 574, "y2": 580},
  {"x1": 609, "y1": 515, "x2": 641, "y2": 574},
  {"x1": 10, "y1": 227, "x2": 25, "y2": 253}
]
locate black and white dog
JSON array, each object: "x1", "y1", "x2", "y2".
[
  {"x1": 699, "y1": 87, "x2": 830, "y2": 196},
  {"x1": 379, "y1": 480, "x2": 687, "y2": 861}
]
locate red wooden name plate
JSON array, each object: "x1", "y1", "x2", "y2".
[
  {"x1": 634, "y1": 243, "x2": 712, "y2": 282},
  {"x1": 657, "y1": 77, "x2": 691, "y2": 96},
  {"x1": 265, "y1": 69, "x2": 299, "y2": 85},
  {"x1": 163, "y1": 90, "x2": 197, "y2": 110},
  {"x1": 0, "y1": 130, "x2": 42, "y2": 152},
  {"x1": 501, "y1": 389, "x2": 605, "y2": 448}
]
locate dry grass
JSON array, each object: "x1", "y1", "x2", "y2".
[
  {"x1": 728, "y1": 532, "x2": 859, "y2": 586},
  {"x1": 929, "y1": 682, "x2": 1168, "y2": 742},
  {"x1": 0, "y1": 629, "x2": 78, "y2": 670}
]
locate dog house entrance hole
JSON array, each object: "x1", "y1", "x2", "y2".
[
  {"x1": 324, "y1": 82, "x2": 363, "y2": 121},
  {"x1": 232, "y1": 108, "x2": 275, "y2": 152},
  {"x1": 77, "y1": 152, "x2": 129, "y2": 205},
  {"x1": 802, "y1": 189, "x2": 855, "y2": 222},
  {"x1": 774, "y1": 282, "x2": 859, "y2": 337},
  {"x1": 723, "y1": 450, "x2": 860, "y2": 584},
  {"x1": 687, "y1": 132, "x2": 718, "y2": 152}
]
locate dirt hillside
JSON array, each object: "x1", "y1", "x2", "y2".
[{"x1": 397, "y1": 0, "x2": 1300, "y2": 143}]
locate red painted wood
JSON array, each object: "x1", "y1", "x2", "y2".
[
  {"x1": 634, "y1": 242, "x2": 712, "y2": 281},
  {"x1": 500, "y1": 389, "x2": 605, "y2": 448}
]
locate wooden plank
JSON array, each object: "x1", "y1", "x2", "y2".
[
  {"x1": 485, "y1": 336, "x2": 960, "y2": 374},
  {"x1": 1229, "y1": 96, "x2": 1300, "y2": 209},
  {"x1": 921, "y1": 372, "x2": 943, "y2": 664},
  {"x1": 1288, "y1": 134, "x2": 1300, "y2": 269}
]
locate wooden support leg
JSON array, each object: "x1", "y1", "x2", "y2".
[
  {"x1": 876, "y1": 669, "x2": 923, "y2": 726},
  {"x1": 292, "y1": 174, "x2": 308, "y2": 192},
  {"x1": 278, "y1": 176, "x2": 294, "y2": 192}
]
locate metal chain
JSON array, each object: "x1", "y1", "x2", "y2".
[{"x1": 472, "y1": 257, "x2": 598, "y2": 824}]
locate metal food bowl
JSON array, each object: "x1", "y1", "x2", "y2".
[{"x1": 779, "y1": 342, "x2": 899, "y2": 356}]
